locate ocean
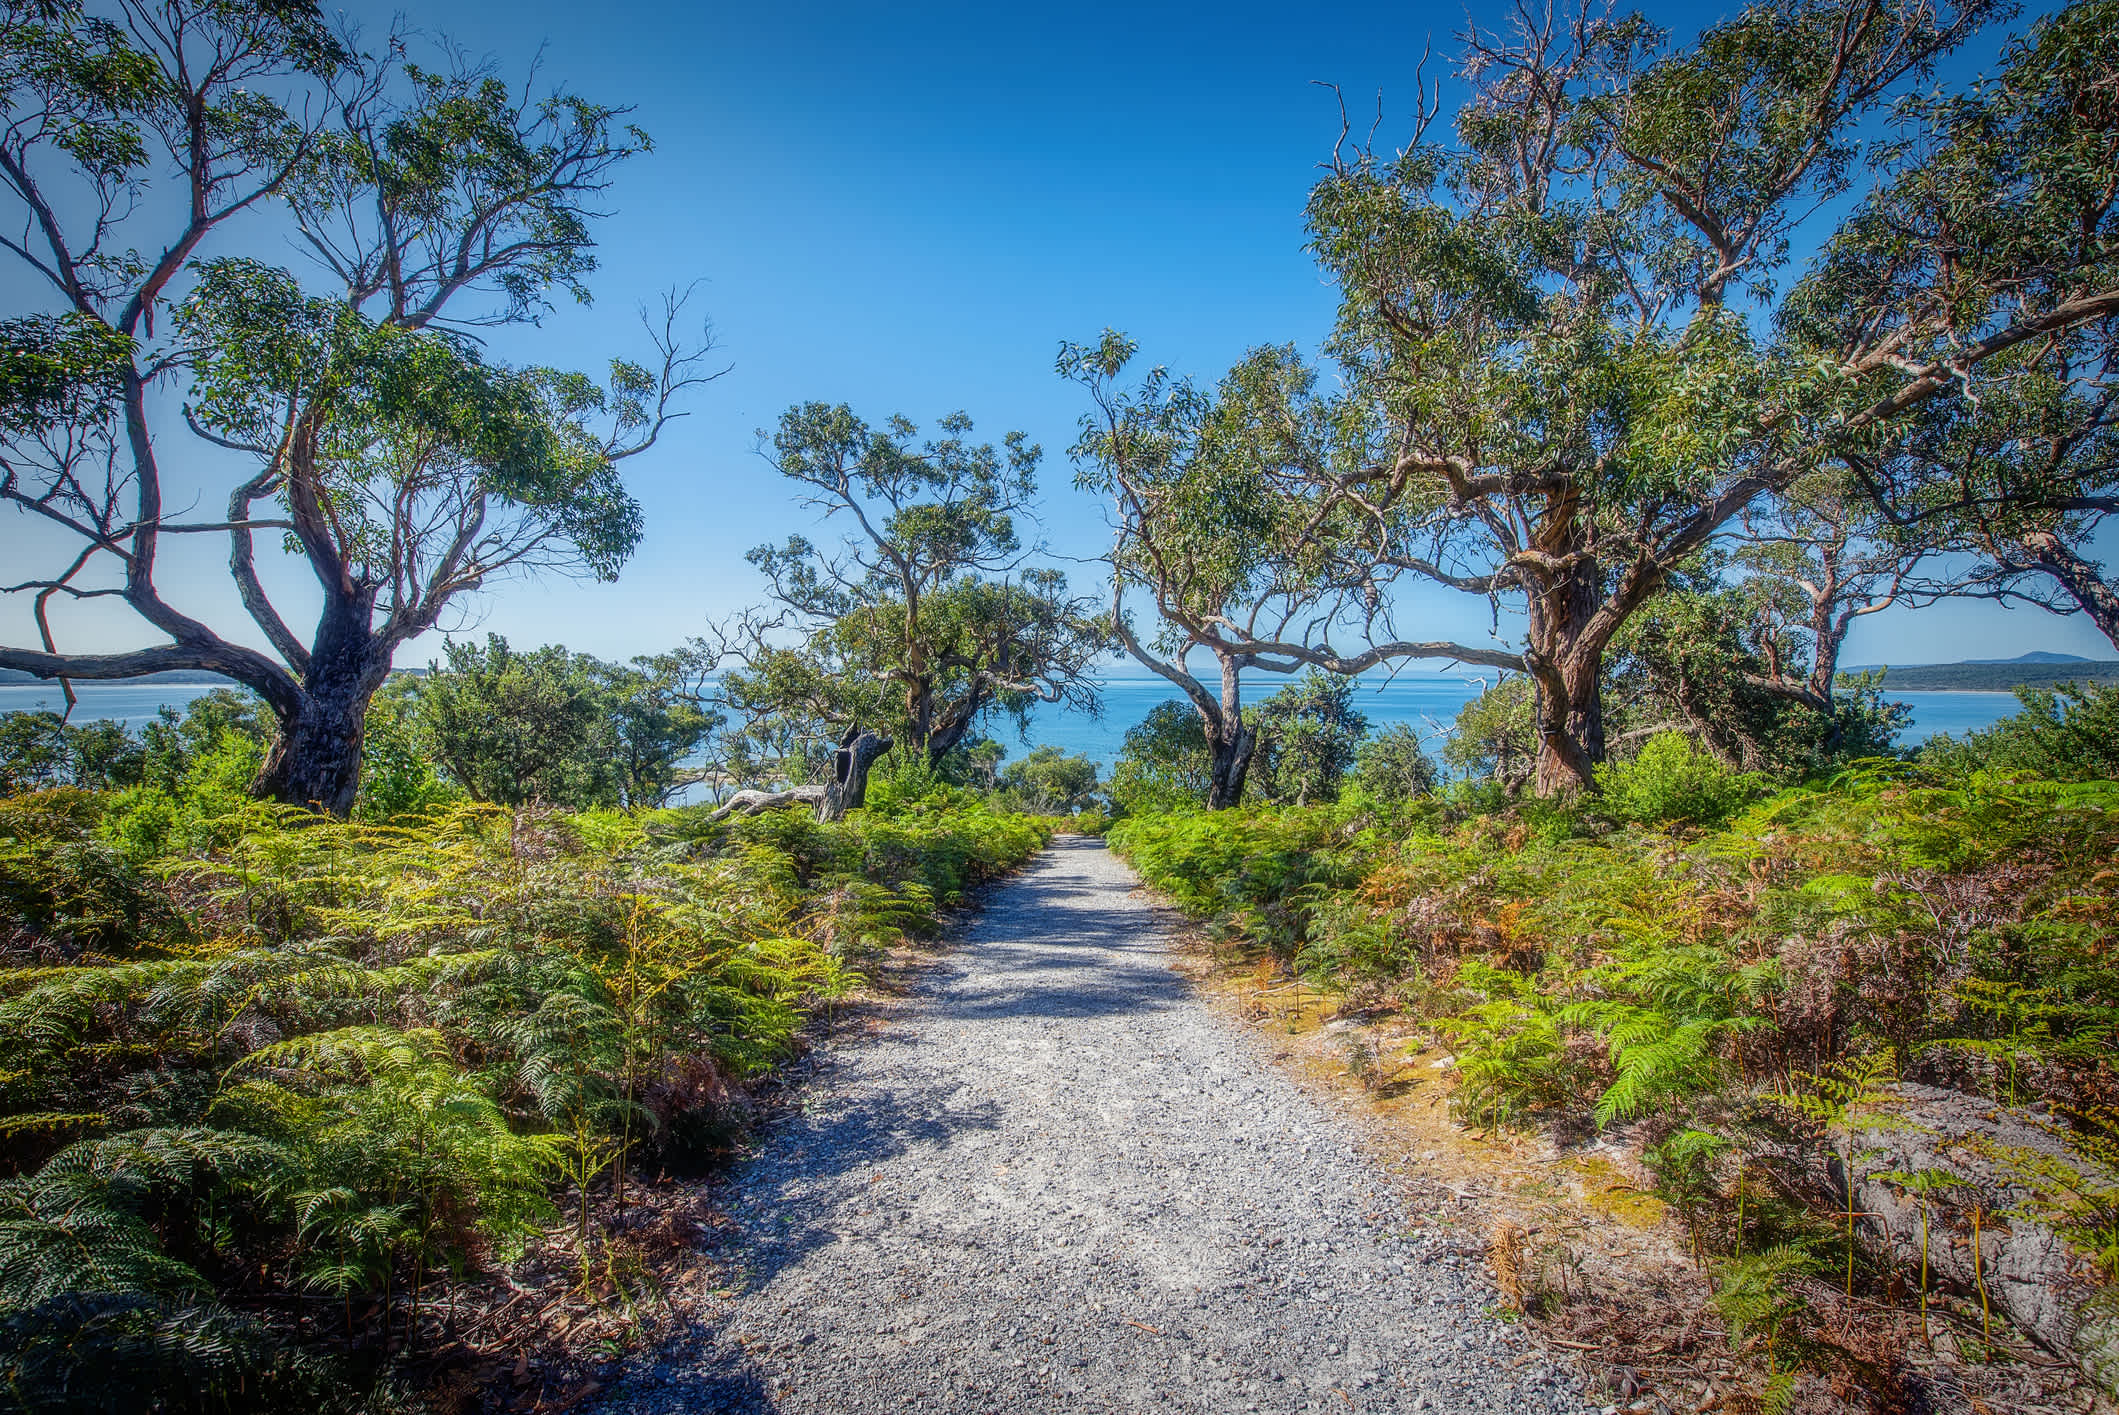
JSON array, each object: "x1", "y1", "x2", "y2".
[{"x1": 0, "y1": 674, "x2": 2037, "y2": 772}]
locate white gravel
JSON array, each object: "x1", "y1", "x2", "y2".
[{"x1": 597, "y1": 837, "x2": 1591, "y2": 1414}]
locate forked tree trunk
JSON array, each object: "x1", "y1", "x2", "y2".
[
  {"x1": 1530, "y1": 651, "x2": 1605, "y2": 797},
  {"x1": 820, "y1": 728, "x2": 893, "y2": 820}
]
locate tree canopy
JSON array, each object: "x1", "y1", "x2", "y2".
[
  {"x1": 708, "y1": 404, "x2": 1106, "y2": 769},
  {"x1": 1076, "y1": 0, "x2": 2119, "y2": 796},
  {"x1": 0, "y1": 1, "x2": 714, "y2": 813}
]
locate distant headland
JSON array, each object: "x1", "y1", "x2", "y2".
[{"x1": 1840, "y1": 651, "x2": 2119, "y2": 691}]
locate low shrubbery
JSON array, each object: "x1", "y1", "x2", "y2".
[
  {"x1": 0, "y1": 781, "x2": 1047, "y2": 1412},
  {"x1": 1111, "y1": 715, "x2": 2119, "y2": 1400}
]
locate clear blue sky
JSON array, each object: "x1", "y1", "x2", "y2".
[{"x1": 5, "y1": 0, "x2": 2112, "y2": 672}]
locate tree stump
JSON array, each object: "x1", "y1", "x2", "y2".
[
  {"x1": 706, "y1": 726, "x2": 893, "y2": 824},
  {"x1": 819, "y1": 725, "x2": 893, "y2": 821}
]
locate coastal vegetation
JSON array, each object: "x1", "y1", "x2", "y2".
[
  {"x1": 0, "y1": 755, "x2": 1045, "y2": 1410},
  {"x1": 2, "y1": 0, "x2": 2117, "y2": 1411},
  {"x1": 1108, "y1": 689, "x2": 2119, "y2": 1409},
  {"x1": 1866, "y1": 659, "x2": 2119, "y2": 691}
]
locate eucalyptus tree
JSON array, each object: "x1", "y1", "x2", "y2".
[
  {"x1": 1821, "y1": 0, "x2": 2119, "y2": 646},
  {"x1": 1731, "y1": 473, "x2": 1926, "y2": 715},
  {"x1": 1847, "y1": 341, "x2": 2119, "y2": 648},
  {"x1": 0, "y1": 2, "x2": 714, "y2": 813},
  {"x1": 1063, "y1": 333, "x2": 1498, "y2": 807},
  {"x1": 1175, "y1": 0, "x2": 2119, "y2": 794},
  {"x1": 714, "y1": 403, "x2": 1106, "y2": 767}
]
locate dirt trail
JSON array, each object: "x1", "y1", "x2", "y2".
[{"x1": 598, "y1": 837, "x2": 1587, "y2": 1414}]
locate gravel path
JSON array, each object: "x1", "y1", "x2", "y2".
[{"x1": 600, "y1": 837, "x2": 1589, "y2": 1414}]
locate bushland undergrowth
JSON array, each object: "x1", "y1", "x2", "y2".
[
  {"x1": 0, "y1": 783, "x2": 1047, "y2": 1413},
  {"x1": 1112, "y1": 736, "x2": 2119, "y2": 1412}
]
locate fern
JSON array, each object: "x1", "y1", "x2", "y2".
[
  {"x1": 0, "y1": 1127, "x2": 286, "y2": 1308},
  {"x1": 1712, "y1": 1243, "x2": 1820, "y2": 1384},
  {"x1": 0, "y1": 1292, "x2": 332, "y2": 1415},
  {"x1": 0, "y1": 783, "x2": 1047, "y2": 1399}
]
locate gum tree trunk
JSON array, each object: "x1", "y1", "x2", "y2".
[
  {"x1": 820, "y1": 728, "x2": 893, "y2": 821},
  {"x1": 1202, "y1": 655, "x2": 1257, "y2": 809},
  {"x1": 252, "y1": 593, "x2": 393, "y2": 817},
  {"x1": 1524, "y1": 536, "x2": 1608, "y2": 797}
]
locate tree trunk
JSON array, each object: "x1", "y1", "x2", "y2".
[
  {"x1": 709, "y1": 728, "x2": 892, "y2": 824},
  {"x1": 1204, "y1": 725, "x2": 1257, "y2": 809},
  {"x1": 253, "y1": 594, "x2": 390, "y2": 817},
  {"x1": 1518, "y1": 488, "x2": 1610, "y2": 797},
  {"x1": 1531, "y1": 651, "x2": 1604, "y2": 797},
  {"x1": 923, "y1": 707, "x2": 977, "y2": 766},
  {"x1": 1202, "y1": 655, "x2": 1256, "y2": 809},
  {"x1": 820, "y1": 728, "x2": 892, "y2": 821},
  {"x1": 1524, "y1": 531, "x2": 1607, "y2": 796}
]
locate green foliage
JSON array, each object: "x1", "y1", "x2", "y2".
[
  {"x1": 0, "y1": 1127, "x2": 334, "y2": 1414},
  {"x1": 1438, "y1": 962, "x2": 1569, "y2": 1130},
  {"x1": 407, "y1": 636, "x2": 714, "y2": 810},
  {"x1": 0, "y1": 713, "x2": 73, "y2": 795},
  {"x1": 1614, "y1": 583, "x2": 1907, "y2": 776},
  {"x1": 1714, "y1": 1245, "x2": 1822, "y2": 1384},
  {"x1": 413, "y1": 636, "x2": 615, "y2": 807},
  {"x1": 994, "y1": 745, "x2": 1103, "y2": 815},
  {"x1": 1443, "y1": 677, "x2": 1537, "y2": 791},
  {"x1": 1921, "y1": 683, "x2": 2119, "y2": 782},
  {"x1": 1354, "y1": 722, "x2": 1439, "y2": 803},
  {"x1": 1248, "y1": 671, "x2": 1365, "y2": 807},
  {"x1": 1109, "y1": 744, "x2": 2119, "y2": 1345},
  {"x1": 1109, "y1": 699, "x2": 1214, "y2": 813},
  {"x1": 0, "y1": 772, "x2": 1049, "y2": 1408},
  {"x1": 0, "y1": 790, "x2": 178, "y2": 956},
  {"x1": 81, "y1": 691, "x2": 278, "y2": 858},
  {"x1": 353, "y1": 677, "x2": 458, "y2": 822},
  {"x1": 0, "y1": 4, "x2": 702, "y2": 817},
  {"x1": 0, "y1": 313, "x2": 133, "y2": 435},
  {"x1": 1595, "y1": 732, "x2": 1762, "y2": 828}
]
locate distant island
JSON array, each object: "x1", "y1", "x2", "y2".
[{"x1": 1841, "y1": 652, "x2": 2119, "y2": 692}]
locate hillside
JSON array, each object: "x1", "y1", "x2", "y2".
[{"x1": 1848, "y1": 656, "x2": 2119, "y2": 690}]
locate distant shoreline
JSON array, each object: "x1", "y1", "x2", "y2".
[
  {"x1": 1854, "y1": 663, "x2": 2119, "y2": 692},
  {"x1": 0, "y1": 669, "x2": 234, "y2": 686}
]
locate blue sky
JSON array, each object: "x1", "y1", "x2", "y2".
[{"x1": 4, "y1": 0, "x2": 2113, "y2": 674}]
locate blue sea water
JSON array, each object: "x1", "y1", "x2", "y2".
[
  {"x1": 0, "y1": 682, "x2": 229, "y2": 730},
  {"x1": 0, "y1": 674, "x2": 2030, "y2": 770}
]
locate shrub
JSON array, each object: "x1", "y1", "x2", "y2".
[
  {"x1": 1595, "y1": 731, "x2": 1759, "y2": 828},
  {"x1": 995, "y1": 745, "x2": 1103, "y2": 814},
  {"x1": 355, "y1": 681, "x2": 458, "y2": 822},
  {"x1": 1248, "y1": 671, "x2": 1365, "y2": 806},
  {"x1": 1109, "y1": 699, "x2": 1213, "y2": 813},
  {"x1": 1443, "y1": 675, "x2": 1537, "y2": 790},
  {"x1": 1355, "y1": 723, "x2": 1440, "y2": 803},
  {"x1": 1920, "y1": 682, "x2": 2119, "y2": 782}
]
